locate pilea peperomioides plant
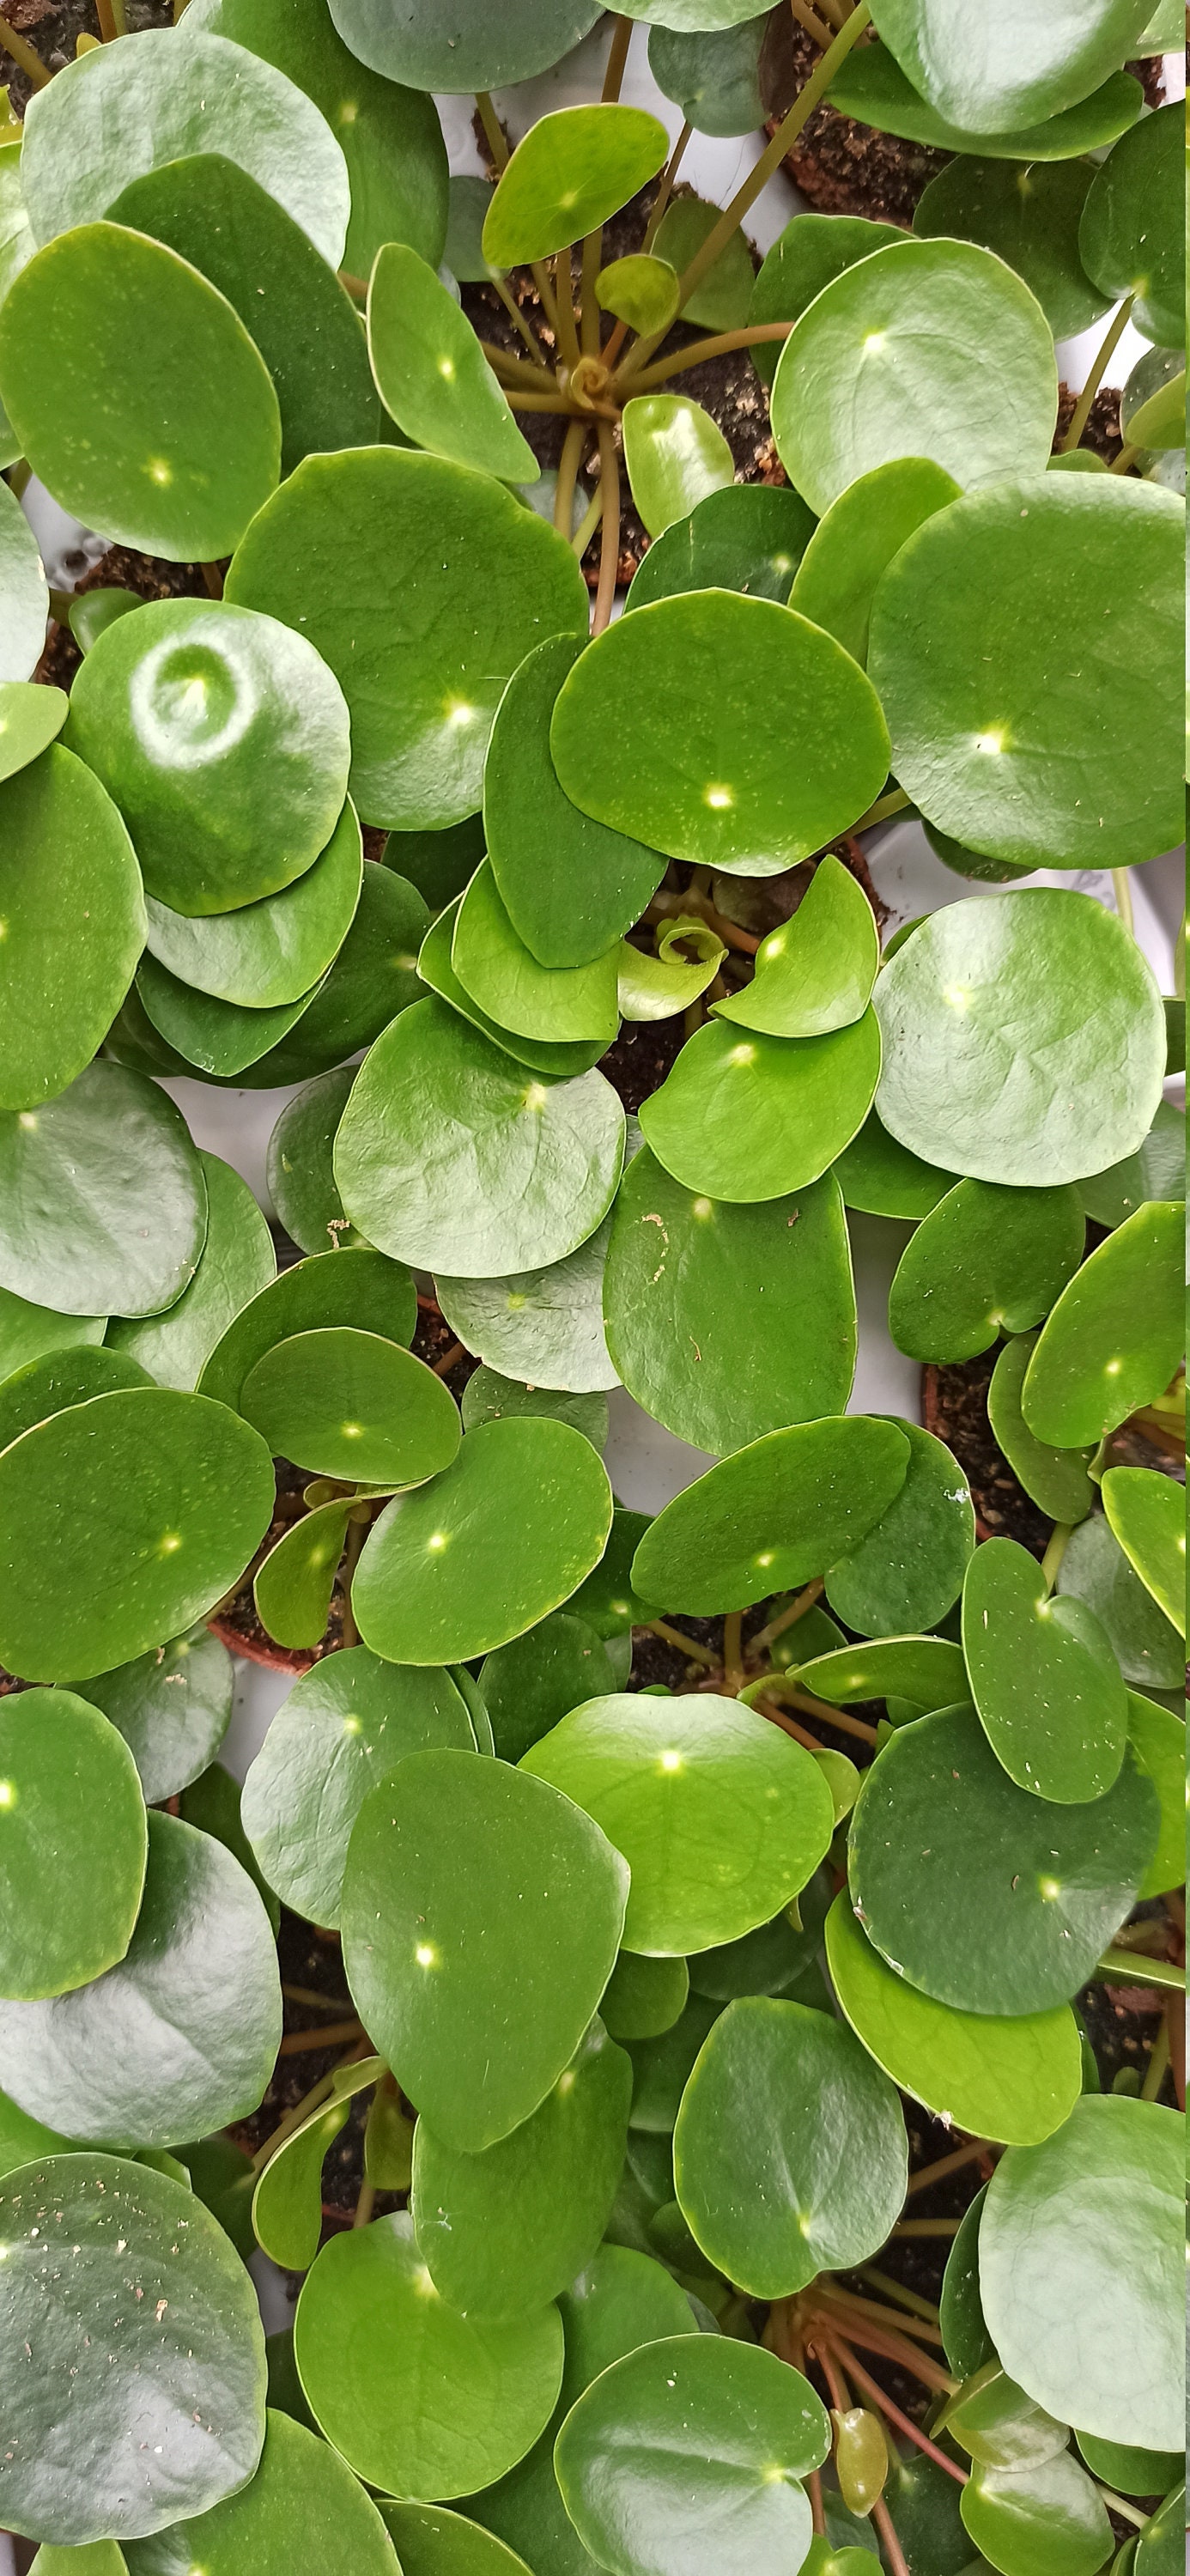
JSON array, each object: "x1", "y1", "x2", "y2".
[{"x1": 0, "y1": 1, "x2": 1183, "y2": 2572}]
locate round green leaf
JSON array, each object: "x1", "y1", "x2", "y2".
[
  {"x1": 241, "y1": 1646, "x2": 474, "y2": 1926},
  {"x1": 628, "y1": 1990, "x2": 723, "y2": 2136},
  {"x1": 419, "y1": 896, "x2": 607, "y2": 1079},
  {"x1": 185, "y1": 0, "x2": 447, "y2": 277},
  {"x1": 1079, "y1": 103, "x2": 1183, "y2": 349},
  {"x1": 0, "y1": 1810, "x2": 280, "y2": 2147},
  {"x1": 551, "y1": 592, "x2": 890, "y2": 877},
  {"x1": 652, "y1": 194, "x2": 753, "y2": 331},
  {"x1": 143, "y1": 799, "x2": 361, "y2": 1007},
  {"x1": 336, "y1": 999, "x2": 624, "y2": 1275},
  {"x1": 1055, "y1": 1513, "x2": 1184, "y2": 1696},
  {"x1": 623, "y1": 482, "x2": 817, "y2": 611},
  {"x1": 479, "y1": 1612, "x2": 616, "y2": 1764},
  {"x1": 252, "y1": 2099, "x2": 350, "y2": 2270},
  {"x1": 483, "y1": 106, "x2": 667, "y2": 269},
  {"x1": 0, "y1": 745, "x2": 144, "y2": 1113},
  {"x1": 1134, "y1": 2484, "x2": 1185, "y2": 2576},
  {"x1": 198, "y1": 1243, "x2": 416, "y2": 1412},
  {"x1": 0, "y1": 1054, "x2": 210, "y2": 1315},
  {"x1": 32, "y1": 2545, "x2": 128, "y2": 2575},
  {"x1": 0, "y1": 1286, "x2": 106, "y2": 1385},
  {"x1": 21, "y1": 27, "x2": 348, "y2": 256},
  {"x1": 484, "y1": 635, "x2": 666, "y2": 971},
  {"x1": 367, "y1": 244, "x2": 535, "y2": 482},
  {"x1": 833, "y1": 1108, "x2": 950, "y2": 1220},
  {"x1": 647, "y1": 17, "x2": 766, "y2": 137},
  {"x1": 0, "y1": 224, "x2": 281, "y2": 562},
  {"x1": 0, "y1": 1346, "x2": 154, "y2": 1454},
  {"x1": 67, "y1": 1622, "x2": 234, "y2": 1807},
  {"x1": 639, "y1": 1012, "x2": 882, "y2": 1202},
  {"x1": 826, "y1": 45, "x2": 1144, "y2": 159},
  {"x1": 1102, "y1": 1467, "x2": 1185, "y2": 1637},
  {"x1": 748, "y1": 211, "x2": 904, "y2": 390},
  {"x1": 295, "y1": 2209, "x2": 562, "y2": 2500},
  {"x1": 1080, "y1": 1099, "x2": 1186, "y2": 1232},
  {"x1": 0, "y1": 480, "x2": 50, "y2": 685},
  {"x1": 235, "y1": 860, "x2": 429, "y2": 1084},
  {"x1": 66, "y1": 596, "x2": 350, "y2": 917},
  {"x1": 631, "y1": 1415, "x2": 911, "y2": 1613},
  {"x1": 913, "y1": 157, "x2": 1110, "y2": 339},
  {"x1": 462, "y1": 1369, "x2": 609, "y2": 1450},
  {"x1": 1075, "y1": 2432, "x2": 1184, "y2": 2501},
  {"x1": 326, "y1": 0, "x2": 599, "y2": 87},
  {"x1": 618, "y1": 921, "x2": 726, "y2": 1024},
  {"x1": 253, "y1": 1498, "x2": 353, "y2": 1653},
  {"x1": 106, "y1": 1150, "x2": 276, "y2": 1394},
  {"x1": 872, "y1": 890, "x2": 1166, "y2": 1184},
  {"x1": 771, "y1": 239, "x2": 1056, "y2": 517},
  {"x1": 342, "y1": 1747, "x2": 628, "y2": 2150},
  {"x1": 381, "y1": 2503, "x2": 534, "y2": 2573},
  {"x1": 413, "y1": 2017, "x2": 632, "y2": 2319},
  {"x1": 604, "y1": 1151, "x2": 856, "y2": 1453},
  {"x1": 0, "y1": 1688, "x2": 146, "y2": 2001},
  {"x1": 939, "y1": 2184, "x2": 993, "y2": 2380},
  {"x1": 866, "y1": 0, "x2": 1152, "y2": 134},
  {"x1": 437, "y1": 1220, "x2": 618, "y2": 1392},
  {"x1": 1125, "y1": 1693, "x2": 1184, "y2": 1899},
  {"x1": 0, "y1": 2152, "x2": 264, "y2": 2545},
  {"x1": 0, "y1": 683, "x2": 68, "y2": 783},
  {"x1": 889, "y1": 1179, "x2": 1085, "y2": 1364},
  {"x1": 673, "y1": 1995, "x2": 907, "y2": 2294},
  {"x1": 622, "y1": 395, "x2": 735, "y2": 540},
  {"x1": 0, "y1": 1387, "x2": 274, "y2": 1681},
  {"x1": 790, "y1": 458, "x2": 962, "y2": 668},
  {"x1": 140, "y1": 2406, "x2": 400, "y2": 2575},
  {"x1": 867, "y1": 479, "x2": 1183, "y2": 872},
  {"x1": 265, "y1": 1066, "x2": 363, "y2": 1257},
  {"x1": 826, "y1": 1893, "x2": 1083, "y2": 2146},
  {"x1": 602, "y1": 1951, "x2": 690, "y2": 2040},
  {"x1": 980, "y1": 2094, "x2": 1182, "y2": 2452},
  {"x1": 713, "y1": 855, "x2": 879, "y2": 1040},
  {"x1": 793, "y1": 1635, "x2": 968, "y2": 1711},
  {"x1": 108, "y1": 152, "x2": 379, "y2": 477},
  {"x1": 825, "y1": 1418, "x2": 974, "y2": 1637},
  {"x1": 1022, "y1": 1200, "x2": 1184, "y2": 1443},
  {"x1": 226, "y1": 447, "x2": 588, "y2": 829},
  {"x1": 452, "y1": 863, "x2": 620, "y2": 1044},
  {"x1": 137, "y1": 953, "x2": 326, "y2": 1079},
  {"x1": 352, "y1": 1416, "x2": 613, "y2": 1662},
  {"x1": 522, "y1": 1692, "x2": 835, "y2": 1954},
  {"x1": 555, "y1": 2335, "x2": 827, "y2": 2576},
  {"x1": 960, "y1": 2449, "x2": 1113, "y2": 2576},
  {"x1": 240, "y1": 1327, "x2": 460, "y2": 1484},
  {"x1": 597, "y1": 252, "x2": 680, "y2": 336},
  {"x1": 1121, "y1": 346, "x2": 1186, "y2": 450},
  {"x1": 987, "y1": 1334, "x2": 1096, "y2": 1526},
  {"x1": 848, "y1": 1702, "x2": 1158, "y2": 2014}
]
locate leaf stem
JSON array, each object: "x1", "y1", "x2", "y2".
[
  {"x1": 474, "y1": 91, "x2": 510, "y2": 171},
  {"x1": 478, "y1": 335, "x2": 555, "y2": 389},
  {"x1": 817, "y1": 2282, "x2": 946, "y2": 2344},
  {"x1": 620, "y1": 3, "x2": 871, "y2": 383},
  {"x1": 751, "y1": 1577, "x2": 825, "y2": 1652},
  {"x1": 1111, "y1": 866, "x2": 1134, "y2": 933},
  {"x1": 353, "y1": 2177, "x2": 376, "y2": 2229},
  {"x1": 0, "y1": 16, "x2": 51, "y2": 84},
  {"x1": 601, "y1": 12, "x2": 634, "y2": 100},
  {"x1": 906, "y1": 2136, "x2": 995, "y2": 2197},
  {"x1": 250, "y1": 2040, "x2": 373, "y2": 2171},
  {"x1": 1039, "y1": 1521, "x2": 1072, "y2": 1592},
  {"x1": 277, "y1": 2017, "x2": 363, "y2": 2057},
  {"x1": 641, "y1": 120, "x2": 693, "y2": 257},
  {"x1": 1096, "y1": 2489, "x2": 1148, "y2": 2529},
  {"x1": 555, "y1": 416, "x2": 586, "y2": 536},
  {"x1": 892, "y1": 2215, "x2": 964, "y2": 2237},
  {"x1": 871, "y1": 2496, "x2": 912, "y2": 2576},
  {"x1": 790, "y1": 0, "x2": 836, "y2": 46},
  {"x1": 759, "y1": 1674, "x2": 879, "y2": 1746},
  {"x1": 722, "y1": 1610, "x2": 744, "y2": 1691},
  {"x1": 832, "y1": 2342, "x2": 968, "y2": 2480},
  {"x1": 625, "y1": 319, "x2": 795, "y2": 392},
  {"x1": 1109, "y1": 440, "x2": 1142, "y2": 474},
  {"x1": 854, "y1": 2266, "x2": 941, "y2": 2324},
  {"x1": 1141, "y1": 2016, "x2": 1171, "y2": 2101},
  {"x1": 487, "y1": 279, "x2": 552, "y2": 374},
  {"x1": 1059, "y1": 295, "x2": 1134, "y2": 450},
  {"x1": 553, "y1": 250, "x2": 582, "y2": 372},
  {"x1": 1093, "y1": 1947, "x2": 1185, "y2": 1991},
  {"x1": 753, "y1": 1695, "x2": 826, "y2": 1753},
  {"x1": 856, "y1": 786, "x2": 911, "y2": 829},
  {"x1": 646, "y1": 1617, "x2": 719, "y2": 1668},
  {"x1": 592, "y1": 416, "x2": 622, "y2": 635},
  {"x1": 571, "y1": 481, "x2": 604, "y2": 556},
  {"x1": 815, "y1": 2301, "x2": 957, "y2": 2391}
]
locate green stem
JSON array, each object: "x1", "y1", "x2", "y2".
[
  {"x1": 620, "y1": 3, "x2": 871, "y2": 385},
  {"x1": 1040, "y1": 1522, "x2": 1072, "y2": 1593},
  {"x1": 554, "y1": 415, "x2": 586, "y2": 536},
  {"x1": 1109, "y1": 440, "x2": 1141, "y2": 474},
  {"x1": 641, "y1": 121, "x2": 692, "y2": 256},
  {"x1": 856, "y1": 786, "x2": 911, "y2": 830},
  {"x1": 1059, "y1": 296, "x2": 1134, "y2": 451},
  {"x1": 487, "y1": 278, "x2": 552, "y2": 375},
  {"x1": 474, "y1": 91, "x2": 510, "y2": 171},
  {"x1": 1111, "y1": 866, "x2": 1134, "y2": 933},
  {"x1": 1096, "y1": 2491, "x2": 1147, "y2": 2530},
  {"x1": 592, "y1": 416, "x2": 621, "y2": 635},
  {"x1": 1141, "y1": 2017, "x2": 1171, "y2": 2100},
  {"x1": 601, "y1": 12, "x2": 634, "y2": 100},
  {"x1": 1093, "y1": 1947, "x2": 1185, "y2": 1991},
  {"x1": 0, "y1": 13, "x2": 51, "y2": 82},
  {"x1": 570, "y1": 481, "x2": 604, "y2": 556},
  {"x1": 624, "y1": 319, "x2": 795, "y2": 392}
]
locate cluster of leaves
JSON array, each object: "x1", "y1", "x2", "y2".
[{"x1": 0, "y1": 0, "x2": 1184, "y2": 2571}]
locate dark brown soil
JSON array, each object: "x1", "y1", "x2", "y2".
[
  {"x1": 761, "y1": 16, "x2": 947, "y2": 225},
  {"x1": 34, "y1": 539, "x2": 218, "y2": 692},
  {"x1": 922, "y1": 1351, "x2": 1053, "y2": 1555},
  {"x1": 1054, "y1": 382, "x2": 1127, "y2": 465},
  {"x1": 0, "y1": 0, "x2": 170, "y2": 115}
]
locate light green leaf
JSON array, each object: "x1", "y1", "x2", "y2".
[
  {"x1": 367, "y1": 244, "x2": 536, "y2": 482},
  {"x1": 622, "y1": 395, "x2": 735, "y2": 539}
]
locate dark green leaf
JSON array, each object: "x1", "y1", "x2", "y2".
[
  {"x1": 240, "y1": 1327, "x2": 460, "y2": 1484},
  {"x1": 1079, "y1": 102, "x2": 1183, "y2": 348},
  {"x1": 1022, "y1": 1200, "x2": 1183, "y2": 1442},
  {"x1": 866, "y1": 0, "x2": 1152, "y2": 133},
  {"x1": 198, "y1": 1245, "x2": 416, "y2": 1413},
  {"x1": 0, "y1": 1687, "x2": 146, "y2": 2001},
  {"x1": 827, "y1": 45, "x2": 1144, "y2": 158},
  {"x1": 265, "y1": 1067, "x2": 364, "y2": 1257},
  {"x1": 67, "y1": 1623, "x2": 234, "y2": 1806},
  {"x1": 1054, "y1": 1513, "x2": 1184, "y2": 1695},
  {"x1": 479, "y1": 1613, "x2": 616, "y2": 1764},
  {"x1": 789, "y1": 458, "x2": 961, "y2": 666},
  {"x1": 631, "y1": 1415, "x2": 910, "y2": 1613},
  {"x1": 987, "y1": 1334, "x2": 1096, "y2": 1526},
  {"x1": 131, "y1": 2406, "x2": 400, "y2": 2574},
  {"x1": 623, "y1": 482, "x2": 816, "y2": 611},
  {"x1": 825, "y1": 1419, "x2": 974, "y2": 1636},
  {"x1": 107, "y1": 1151, "x2": 276, "y2": 1393},
  {"x1": 143, "y1": 800, "x2": 361, "y2": 1008},
  {"x1": 0, "y1": 747, "x2": 143, "y2": 1113},
  {"x1": 913, "y1": 156, "x2": 1110, "y2": 338},
  {"x1": 639, "y1": 1012, "x2": 882, "y2": 1201}
]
